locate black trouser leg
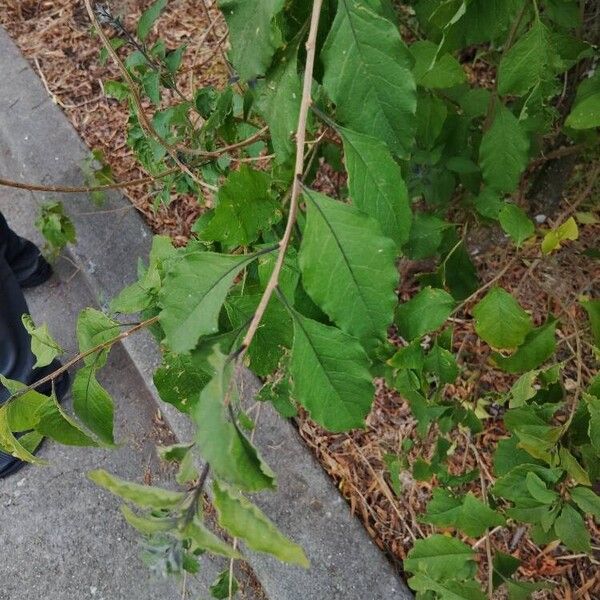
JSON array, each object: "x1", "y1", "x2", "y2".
[
  {"x1": 0, "y1": 212, "x2": 43, "y2": 284},
  {"x1": 0, "y1": 214, "x2": 37, "y2": 403}
]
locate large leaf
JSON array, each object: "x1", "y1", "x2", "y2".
[
  {"x1": 404, "y1": 534, "x2": 477, "y2": 580},
  {"x1": 89, "y1": 469, "x2": 185, "y2": 509},
  {"x1": 493, "y1": 318, "x2": 557, "y2": 373},
  {"x1": 410, "y1": 40, "x2": 466, "y2": 89},
  {"x1": 0, "y1": 404, "x2": 45, "y2": 465},
  {"x1": 201, "y1": 167, "x2": 280, "y2": 246},
  {"x1": 289, "y1": 312, "x2": 374, "y2": 432},
  {"x1": 193, "y1": 350, "x2": 276, "y2": 492},
  {"x1": 581, "y1": 299, "x2": 600, "y2": 346},
  {"x1": 565, "y1": 72, "x2": 600, "y2": 130},
  {"x1": 498, "y1": 20, "x2": 552, "y2": 96},
  {"x1": 499, "y1": 203, "x2": 535, "y2": 248},
  {"x1": 473, "y1": 287, "x2": 533, "y2": 350},
  {"x1": 213, "y1": 481, "x2": 308, "y2": 567},
  {"x1": 137, "y1": 0, "x2": 167, "y2": 41},
  {"x1": 554, "y1": 503, "x2": 591, "y2": 553},
  {"x1": 34, "y1": 393, "x2": 99, "y2": 447},
  {"x1": 72, "y1": 365, "x2": 115, "y2": 446},
  {"x1": 218, "y1": 0, "x2": 285, "y2": 81},
  {"x1": 256, "y1": 43, "x2": 301, "y2": 163},
  {"x1": 422, "y1": 489, "x2": 505, "y2": 537},
  {"x1": 322, "y1": 0, "x2": 416, "y2": 158},
  {"x1": 340, "y1": 126, "x2": 412, "y2": 248},
  {"x1": 183, "y1": 518, "x2": 242, "y2": 559},
  {"x1": 76, "y1": 308, "x2": 120, "y2": 368},
  {"x1": 571, "y1": 486, "x2": 600, "y2": 518},
  {"x1": 299, "y1": 191, "x2": 398, "y2": 351},
  {"x1": 396, "y1": 287, "x2": 455, "y2": 341},
  {"x1": 159, "y1": 251, "x2": 258, "y2": 353},
  {"x1": 479, "y1": 105, "x2": 529, "y2": 193},
  {"x1": 21, "y1": 315, "x2": 63, "y2": 369},
  {"x1": 409, "y1": 573, "x2": 486, "y2": 600},
  {"x1": 225, "y1": 294, "x2": 291, "y2": 376}
]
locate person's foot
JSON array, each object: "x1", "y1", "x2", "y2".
[
  {"x1": 0, "y1": 360, "x2": 71, "y2": 478},
  {"x1": 17, "y1": 254, "x2": 53, "y2": 289}
]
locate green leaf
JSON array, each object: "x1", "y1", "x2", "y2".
[
  {"x1": 34, "y1": 392, "x2": 99, "y2": 447},
  {"x1": 255, "y1": 43, "x2": 301, "y2": 163},
  {"x1": 299, "y1": 191, "x2": 398, "y2": 351},
  {"x1": 525, "y1": 472, "x2": 559, "y2": 504},
  {"x1": 565, "y1": 72, "x2": 600, "y2": 130},
  {"x1": 492, "y1": 551, "x2": 520, "y2": 588},
  {"x1": 159, "y1": 251, "x2": 258, "y2": 353},
  {"x1": 571, "y1": 486, "x2": 600, "y2": 518},
  {"x1": 183, "y1": 518, "x2": 242, "y2": 559},
  {"x1": 89, "y1": 469, "x2": 185, "y2": 509},
  {"x1": 494, "y1": 436, "x2": 544, "y2": 476},
  {"x1": 410, "y1": 40, "x2": 466, "y2": 89},
  {"x1": 554, "y1": 503, "x2": 591, "y2": 553},
  {"x1": 499, "y1": 203, "x2": 535, "y2": 248},
  {"x1": 509, "y1": 370, "x2": 539, "y2": 407},
  {"x1": 289, "y1": 312, "x2": 374, "y2": 432},
  {"x1": 153, "y1": 351, "x2": 212, "y2": 414},
  {"x1": 21, "y1": 315, "x2": 63, "y2": 369},
  {"x1": 498, "y1": 20, "x2": 552, "y2": 96},
  {"x1": 0, "y1": 404, "x2": 45, "y2": 464},
  {"x1": 120, "y1": 505, "x2": 176, "y2": 535},
  {"x1": 473, "y1": 287, "x2": 533, "y2": 350},
  {"x1": 210, "y1": 570, "x2": 239, "y2": 599},
  {"x1": 559, "y1": 447, "x2": 591, "y2": 486},
  {"x1": 213, "y1": 481, "x2": 308, "y2": 567},
  {"x1": 137, "y1": 0, "x2": 167, "y2": 41},
  {"x1": 584, "y1": 393, "x2": 600, "y2": 455},
  {"x1": 408, "y1": 572, "x2": 486, "y2": 600},
  {"x1": 479, "y1": 105, "x2": 529, "y2": 193},
  {"x1": 424, "y1": 344, "x2": 459, "y2": 384},
  {"x1": 193, "y1": 350, "x2": 276, "y2": 492},
  {"x1": 111, "y1": 235, "x2": 175, "y2": 314},
  {"x1": 71, "y1": 366, "x2": 115, "y2": 446},
  {"x1": 405, "y1": 213, "x2": 452, "y2": 259},
  {"x1": 493, "y1": 319, "x2": 557, "y2": 373},
  {"x1": 322, "y1": 0, "x2": 416, "y2": 158},
  {"x1": 35, "y1": 201, "x2": 76, "y2": 257},
  {"x1": 202, "y1": 167, "x2": 281, "y2": 246},
  {"x1": 225, "y1": 294, "x2": 291, "y2": 376},
  {"x1": 3, "y1": 385, "x2": 51, "y2": 432},
  {"x1": 340, "y1": 127, "x2": 411, "y2": 248},
  {"x1": 415, "y1": 91, "x2": 448, "y2": 149},
  {"x1": 396, "y1": 287, "x2": 455, "y2": 341},
  {"x1": 541, "y1": 217, "x2": 579, "y2": 254},
  {"x1": 581, "y1": 299, "x2": 600, "y2": 346},
  {"x1": 218, "y1": 0, "x2": 285, "y2": 80},
  {"x1": 76, "y1": 308, "x2": 120, "y2": 368},
  {"x1": 404, "y1": 534, "x2": 476, "y2": 580},
  {"x1": 422, "y1": 489, "x2": 505, "y2": 537}
]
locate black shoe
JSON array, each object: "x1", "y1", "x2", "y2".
[
  {"x1": 0, "y1": 361, "x2": 71, "y2": 478},
  {"x1": 17, "y1": 255, "x2": 53, "y2": 289}
]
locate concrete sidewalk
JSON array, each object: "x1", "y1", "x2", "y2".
[{"x1": 0, "y1": 25, "x2": 410, "y2": 600}]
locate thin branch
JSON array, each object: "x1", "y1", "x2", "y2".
[
  {"x1": 235, "y1": 0, "x2": 323, "y2": 358},
  {"x1": 9, "y1": 315, "x2": 159, "y2": 400},
  {"x1": 178, "y1": 126, "x2": 268, "y2": 158},
  {"x1": 83, "y1": 0, "x2": 216, "y2": 193},
  {"x1": 0, "y1": 168, "x2": 178, "y2": 194}
]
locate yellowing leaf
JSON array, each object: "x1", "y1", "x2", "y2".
[{"x1": 541, "y1": 217, "x2": 579, "y2": 254}]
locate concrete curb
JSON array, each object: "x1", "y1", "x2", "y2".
[{"x1": 0, "y1": 27, "x2": 411, "y2": 600}]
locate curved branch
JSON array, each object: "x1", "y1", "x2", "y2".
[{"x1": 236, "y1": 0, "x2": 323, "y2": 357}]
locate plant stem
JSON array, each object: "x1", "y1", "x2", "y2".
[
  {"x1": 9, "y1": 315, "x2": 159, "y2": 400},
  {"x1": 236, "y1": 0, "x2": 323, "y2": 358},
  {"x1": 0, "y1": 168, "x2": 178, "y2": 194}
]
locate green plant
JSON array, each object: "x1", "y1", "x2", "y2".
[{"x1": 1, "y1": 0, "x2": 599, "y2": 598}]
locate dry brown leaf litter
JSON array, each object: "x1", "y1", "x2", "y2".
[{"x1": 1, "y1": 2, "x2": 600, "y2": 597}]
